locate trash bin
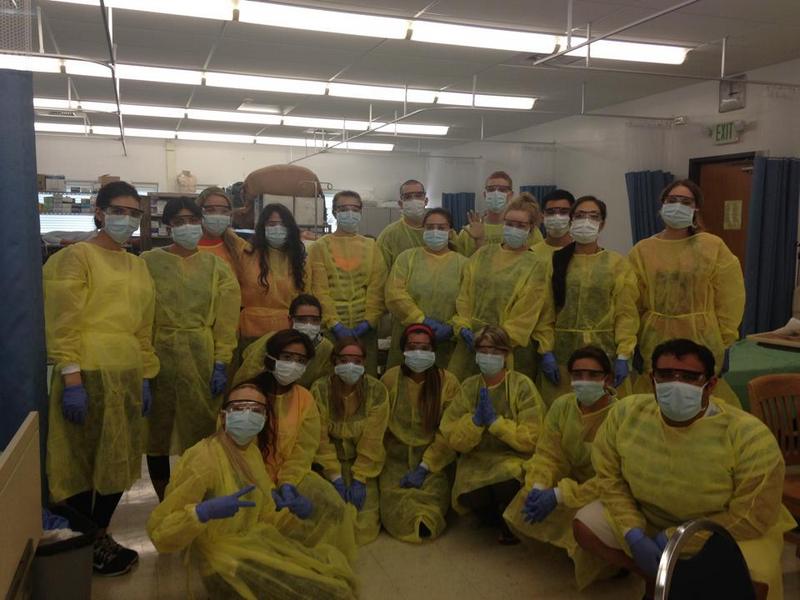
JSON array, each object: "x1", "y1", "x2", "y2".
[{"x1": 32, "y1": 505, "x2": 97, "y2": 600}]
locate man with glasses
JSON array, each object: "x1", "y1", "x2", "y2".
[
  {"x1": 456, "y1": 171, "x2": 543, "y2": 257},
  {"x1": 573, "y1": 338, "x2": 795, "y2": 599},
  {"x1": 376, "y1": 179, "x2": 428, "y2": 269},
  {"x1": 531, "y1": 189, "x2": 575, "y2": 261}
]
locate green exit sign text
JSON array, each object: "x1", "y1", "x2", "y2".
[{"x1": 713, "y1": 121, "x2": 740, "y2": 145}]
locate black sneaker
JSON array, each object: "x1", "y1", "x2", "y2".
[{"x1": 93, "y1": 534, "x2": 138, "y2": 576}]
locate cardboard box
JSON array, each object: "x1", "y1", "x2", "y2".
[
  {"x1": 45, "y1": 175, "x2": 66, "y2": 192},
  {"x1": 98, "y1": 174, "x2": 121, "y2": 186}
]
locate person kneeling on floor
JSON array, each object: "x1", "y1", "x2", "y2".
[
  {"x1": 147, "y1": 383, "x2": 357, "y2": 600},
  {"x1": 503, "y1": 345, "x2": 619, "y2": 589},
  {"x1": 573, "y1": 338, "x2": 795, "y2": 600}
]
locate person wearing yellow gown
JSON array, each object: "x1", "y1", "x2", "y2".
[
  {"x1": 233, "y1": 294, "x2": 334, "y2": 389},
  {"x1": 43, "y1": 181, "x2": 159, "y2": 575},
  {"x1": 504, "y1": 346, "x2": 617, "y2": 589},
  {"x1": 530, "y1": 189, "x2": 574, "y2": 262},
  {"x1": 573, "y1": 339, "x2": 796, "y2": 600},
  {"x1": 628, "y1": 179, "x2": 745, "y2": 406},
  {"x1": 455, "y1": 171, "x2": 543, "y2": 257},
  {"x1": 440, "y1": 326, "x2": 546, "y2": 544},
  {"x1": 309, "y1": 191, "x2": 387, "y2": 376},
  {"x1": 147, "y1": 383, "x2": 357, "y2": 600},
  {"x1": 449, "y1": 194, "x2": 551, "y2": 380},
  {"x1": 537, "y1": 196, "x2": 639, "y2": 405},
  {"x1": 376, "y1": 179, "x2": 427, "y2": 269},
  {"x1": 379, "y1": 324, "x2": 459, "y2": 543},
  {"x1": 196, "y1": 186, "x2": 240, "y2": 271},
  {"x1": 312, "y1": 338, "x2": 390, "y2": 545},
  {"x1": 246, "y1": 329, "x2": 358, "y2": 563},
  {"x1": 142, "y1": 198, "x2": 241, "y2": 502},
  {"x1": 236, "y1": 203, "x2": 310, "y2": 350},
  {"x1": 385, "y1": 208, "x2": 467, "y2": 369}
]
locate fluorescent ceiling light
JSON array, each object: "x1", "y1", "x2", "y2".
[
  {"x1": 255, "y1": 136, "x2": 393, "y2": 152},
  {"x1": 48, "y1": 0, "x2": 232, "y2": 20},
  {"x1": 63, "y1": 59, "x2": 110, "y2": 78},
  {"x1": 93, "y1": 126, "x2": 176, "y2": 139},
  {"x1": 328, "y1": 83, "x2": 440, "y2": 104},
  {"x1": 35, "y1": 122, "x2": 88, "y2": 134},
  {"x1": 115, "y1": 64, "x2": 204, "y2": 85},
  {"x1": 204, "y1": 72, "x2": 327, "y2": 95},
  {"x1": 564, "y1": 37, "x2": 690, "y2": 65},
  {"x1": 187, "y1": 109, "x2": 282, "y2": 126},
  {"x1": 0, "y1": 54, "x2": 61, "y2": 73},
  {"x1": 411, "y1": 21, "x2": 557, "y2": 54},
  {"x1": 237, "y1": 1, "x2": 409, "y2": 39}
]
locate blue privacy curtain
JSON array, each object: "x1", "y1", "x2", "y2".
[
  {"x1": 742, "y1": 156, "x2": 800, "y2": 334},
  {"x1": 625, "y1": 170, "x2": 674, "y2": 243},
  {"x1": 441, "y1": 192, "x2": 475, "y2": 231},
  {"x1": 520, "y1": 184, "x2": 557, "y2": 204}
]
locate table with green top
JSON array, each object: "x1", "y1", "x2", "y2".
[{"x1": 723, "y1": 339, "x2": 800, "y2": 411}]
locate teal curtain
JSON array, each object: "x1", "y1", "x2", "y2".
[
  {"x1": 441, "y1": 192, "x2": 474, "y2": 231},
  {"x1": 625, "y1": 170, "x2": 674, "y2": 243},
  {"x1": 742, "y1": 156, "x2": 800, "y2": 334}
]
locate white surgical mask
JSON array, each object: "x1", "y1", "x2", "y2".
[
  {"x1": 336, "y1": 210, "x2": 361, "y2": 233},
  {"x1": 265, "y1": 224, "x2": 288, "y2": 248},
  {"x1": 655, "y1": 380, "x2": 706, "y2": 422},
  {"x1": 203, "y1": 214, "x2": 230, "y2": 236},
  {"x1": 171, "y1": 224, "x2": 203, "y2": 250},
  {"x1": 475, "y1": 352, "x2": 504, "y2": 376},
  {"x1": 660, "y1": 203, "x2": 695, "y2": 229},
  {"x1": 293, "y1": 322, "x2": 321, "y2": 343},
  {"x1": 572, "y1": 381, "x2": 606, "y2": 407},
  {"x1": 570, "y1": 218, "x2": 601, "y2": 244},
  {"x1": 335, "y1": 362, "x2": 365, "y2": 385},
  {"x1": 104, "y1": 214, "x2": 140, "y2": 244},
  {"x1": 225, "y1": 410, "x2": 266, "y2": 446},
  {"x1": 423, "y1": 229, "x2": 449, "y2": 251},
  {"x1": 485, "y1": 191, "x2": 507, "y2": 213},
  {"x1": 544, "y1": 214, "x2": 570, "y2": 237},
  {"x1": 270, "y1": 357, "x2": 306, "y2": 385},
  {"x1": 404, "y1": 350, "x2": 436, "y2": 373},
  {"x1": 503, "y1": 225, "x2": 529, "y2": 249},
  {"x1": 402, "y1": 199, "x2": 426, "y2": 220}
]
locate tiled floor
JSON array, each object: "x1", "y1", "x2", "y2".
[{"x1": 96, "y1": 470, "x2": 800, "y2": 600}]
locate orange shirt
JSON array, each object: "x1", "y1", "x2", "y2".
[{"x1": 197, "y1": 235, "x2": 235, "y2": 270}]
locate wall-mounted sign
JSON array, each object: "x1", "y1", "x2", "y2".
[
  {"x1": 713, "y1": 121, "x2": 740, "y2": 145},
  {"x1": 724, "y1": 200, "x2": 743, "y2": 230}
]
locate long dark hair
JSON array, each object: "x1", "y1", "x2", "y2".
[
  {"x1": 247, "y1": 203, "x2": 306, "y2": 291},
  {"x1": 399, "y1": 324, "x2": 443, "y2": 434},
  {"x1": 329, "y1": 337, "x2": 367, "y2": 421},
  {"x1": 659, "y1": 179, "x2": 704, "y2": 235},
  {"x1": 252, "y1": 329, "x2": 315, "y2": 459},
  {"x1": 552, "y1": 195, "x2": 607, "y2": 310}
]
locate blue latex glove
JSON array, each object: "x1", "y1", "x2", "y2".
[
  {"x1": 614, "y1": 358, "x2": 629, "y2": 387},
  {"x1": 472, "y1": 388, "x2": 490, "y2": 426},
  {"x1": 655, "y1": 530, "x2": 669, "y2": 552},
  {"x1": 61, "y1": 384, "x2": 88, "y2": 424},
  {"x1": 400, "y1": 464, "x2": 429, "y2": 489},
  {"x1": 625, "y1": 528, "x2": 664, "y2": 578},
  {"x1": 274, "y1": 483, "x2": 313, "y2": 519},
  {"x1": 422, "y1": 317, "x2": 442, "y2": 335},
  {"x1": 332, "y1": 477, "x2": 348, "y2": 502},
  {"x1": 142, "y1": 380, "x2": 152, "y2": 416},
  {"x1": 288, "y1": 493, "x2": 313, "y2": 519},
  {"x1": 480, "y1": 387, "x2": 497, "y2": 425},
  {"x1": 331, "y1": 322, "x2": 353, "y2": 339},
  {"x1": 541, "y1": 352, "x2": 560, "y2": 385},
  {"x1": 523, "y1": 488, "x2": 557, "y2": 523},
  {"x1": 195, "y1": 484, "x2": 256, "y2": 523},
  {"x1": 210, "y1": 361, "x2": 228, "y2": 395},
  {"x1": 460, "y1": 328, "x2": 475, "y2": 351},
  {"x1": 352, "y1": 320, "x2": 371, "y2": 338},
  {"x1": 271, "y1": 483, "x2": 296, "y2": 510},
  {"x1": 721, "y1": 348, "x2": 731, "y2": 376},
  {"x1": 42, "y1": 508, "x2": 69, "y2": 531},
  {"x1": 347, "y1": 480, "x2": 367, "y2": 511}
]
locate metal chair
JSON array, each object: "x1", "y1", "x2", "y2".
[{"x1": 654, "y1": 519, "x2": 767, "y2": 600}]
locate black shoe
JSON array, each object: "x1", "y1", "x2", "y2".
[{"x1": 93, "y1": 534, "x2": 138, "y2": 576}]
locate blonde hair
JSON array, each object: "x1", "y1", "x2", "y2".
[
  {"x1": 474, "y1": 325, "x2": 512, "y2": 352},
  {"x1": 196, "y1": 186, "x2": 243, "y2": 276},
  {"x1": 504, "y1": 192, "x2": 541, "y2": 227}
]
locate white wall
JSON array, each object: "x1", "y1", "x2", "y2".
[
  {"x1": 428, "y1": 57, "x2": 800, "y2": 253},
  {"x1": 34, "y1": 135, "x2": 428, "y2": 205}
]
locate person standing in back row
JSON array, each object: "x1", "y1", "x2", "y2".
[
  {"x1": 376, "y1": 179, "x2": 428, "y2": 269},
  {"x1": 456, "y1": 171, "x2": 543, "y2": 257},
  {"x1": 531, "y1": 189, "x2": 575, "y2": 262}
]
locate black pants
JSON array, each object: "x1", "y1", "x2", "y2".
[
  {"x1": 146, "y1": 455, "x2": 171, "y2": 481},
  {"x1": 459, "y1": 479, "x2": 520, "y2": 527},
  {"x1": 65, "y1": 490, "x2": 124, "y2": 530}
]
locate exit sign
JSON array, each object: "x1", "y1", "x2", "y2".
[{"x1": 713, "y1": 121, "x2": 740, "y2": 145}]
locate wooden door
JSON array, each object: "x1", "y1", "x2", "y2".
[{"x1": 696, "y1": 160, "x2": 753, "y2": 269}]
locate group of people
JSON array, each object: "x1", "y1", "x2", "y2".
[{"x1": 40, "y1": 172, "x2": 794, "y2": 599}]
